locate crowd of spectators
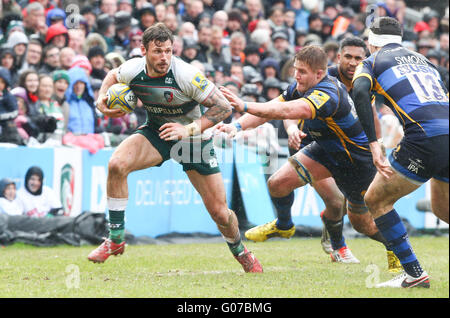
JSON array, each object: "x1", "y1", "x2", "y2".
[{"x1": 0, "y1": 0, "x2": 449, "y2": 149}]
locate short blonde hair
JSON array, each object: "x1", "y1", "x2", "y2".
[{"x1": 295, "y1": 45, "x2": 328, "y2": 72}]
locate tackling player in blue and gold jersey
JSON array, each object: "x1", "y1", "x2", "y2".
[{"x1": 219, "y1": 45, "x2": 395, "y2": 265}]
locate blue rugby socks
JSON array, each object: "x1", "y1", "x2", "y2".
[
  {"x1": 272, "y1": 192, "x2": 295, "y2": 230},
  {"x1": 374, "y1": 209, "x2": 424, "y2": 278}
]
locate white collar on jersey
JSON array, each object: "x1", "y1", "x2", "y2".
[{"x1": 368, "y1": 30, "x2": 402, "y2": 47}]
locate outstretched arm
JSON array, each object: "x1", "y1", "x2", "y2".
[
  {"x1": 214, "y1": 113, "x2": 269, "y2": 138},
  {"x1": 235, "y1": 113, "x2": 269, "y2": 130},
  {"x1": 231, "y1": 96, "x2": 287, "y2": 130},
  {"x1": 246, "y1": 99, "x2": 312, "y2": 120},
  {"x1": 219, "y1": 86, "x2": 313, "y2": 120}
]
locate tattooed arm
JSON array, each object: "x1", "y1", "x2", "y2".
[{"x1": 197, "y1": 85, "x2": 233, "y2": 130}]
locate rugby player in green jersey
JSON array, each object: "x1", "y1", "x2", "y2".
[{"x1": 89, "y1": 23, "x2": 262, "y2": 273}]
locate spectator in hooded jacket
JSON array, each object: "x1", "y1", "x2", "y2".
[
  {"x1": 6, "y1": 31, "x2": 28, "y2": 70},
  {"x1": 11, "y1": 86, "x2": 38, "y2": 142},
  {"x1": 65, "y1": 67, "x2": 97, "y2": 134},
  {"x1": 16, "y1": 166, "x2": 62, "y2": 218},
  {"x1": 52, "y1": 70, "x2": 70, "y2": 111},
  {"x1": 44, "y1": 23, "x2": 69, "y2": 50},
  {"x1": 0, "y1": 178, "x2": 24, "y2": 216},
  {"x1": 0, "y1": 66, "x2": 23, "y2": 145},
  {"x1": 0, "y1": 47, "x2": 19, "y2": 88},
  {"x1": 137, "y1": 3, "x2": 157, "y2": 31},
  {"x1": 0, "y1": 17, "x2": 24, "y2": 46},
  {"x1": 46, "y1": 7, "x2": 66, "y2": 28}
]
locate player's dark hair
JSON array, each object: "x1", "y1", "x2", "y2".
[
  {"x1": 295, "y1": 45, "x2": 328, "y2": 72},
  {"x1": 339, "y1": 36, "x2": 367, "y2": 52},
  {"x1": 370, "y1": 17, "x2": 402, "y2": 36},
  {"x1": 142, "y1": 22, "x2": 174, "y2": 49}
]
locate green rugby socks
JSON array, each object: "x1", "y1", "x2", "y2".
[
  {"x1": 107, "y1": 198, "x2": 127, "y2": 244},
  {"x1": 108, "y1": 210, "x2": 125, "y2": 243},
  {"x1": 227, "y1": 239, "x2": 245, "y2": 256}
]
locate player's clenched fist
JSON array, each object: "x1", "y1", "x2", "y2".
[{"x1": 215, "y1": 123, "x2": 240, "y2": 138}]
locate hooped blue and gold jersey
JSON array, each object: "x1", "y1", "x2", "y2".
[
  {"x1": 284, "y1": 66, "x2": 369, "y2": 151},
  {"x1": 280, "y1": 75, "x2": 372, "y2": 165},
  {"x1": 353, "y1": 43, "x2": 449, "y2": 139}
]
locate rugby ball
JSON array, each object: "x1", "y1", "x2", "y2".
[{"x1": 106, "y1": 83, "x2": 137, "y2": 113}]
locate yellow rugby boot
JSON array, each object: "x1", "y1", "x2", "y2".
[
  {"x1": 245, "y1": 219, "x2": 295, "y2": 242},
  {"x1": 387, "y1": 250, "x2": 403, "y2": 273}
]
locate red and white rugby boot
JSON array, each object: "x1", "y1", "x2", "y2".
[
  {"x1": 88, "y1": 238, "x2": 125, "y2": 263},
  {"x1": 234, "y1": 247, "x2": 263, "y2": 273},
  {"x1": 330, "y1": 246, "x2": 360, "y2": 264}
]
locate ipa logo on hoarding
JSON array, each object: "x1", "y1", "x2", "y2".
[{"x1": 60, "y1": 163, "x2": 75, "y2": 216}]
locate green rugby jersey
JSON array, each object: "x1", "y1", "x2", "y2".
[{"x1": 116, "y1": 56, "x2": 215, "y2": 133}]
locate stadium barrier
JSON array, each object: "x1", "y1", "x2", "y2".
[{"x1": 0, "y1": 144, "x2": 443, "y2": 238}]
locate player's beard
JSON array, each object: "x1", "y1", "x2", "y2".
[
  {"x1": 146, "y1": 57, "x2": 170, "y2": 75},
  {"x1": 341, "y1": 65, "x2": 355, "y2": 81},
  {"x1": 296, "y1": 80, "x2": 313, "y2": 94}
]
